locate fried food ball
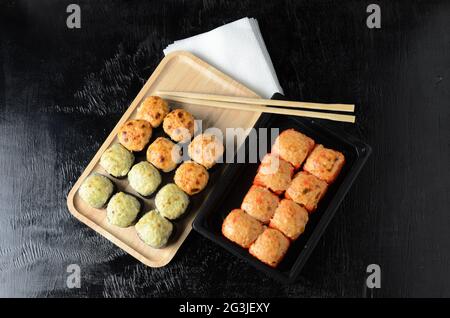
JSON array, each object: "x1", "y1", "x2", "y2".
[
  {"x1": 136, "y1": 96, "x2": 170, "y2": 128},
  {"x1": 106, "y1": 192, "x2": 141, "y2": 227},
  {"x1": 128, "y1": 161, "x2": 161, "y2": 196},
  {"x1": 188, "y1": 133, "x2": 224, "y2": 169},
  {"x1": 155, "y1": 183, "x2": 189, "y2": 220},
  {"x1": 100, "y1": 143, "x2": 134, "y2": 177},
  {"x1": 78, "y1": 174, "x2": 114, "y2": 208},
  {"x1": 135, "y1": 210, "x2": 173, "y2": 248},
  {"x1": 174, "y1": 161, "x2": 209, "y2": 195},
  {"x1": 163, "y1": 109, "x2": 195, "y2": 142},
  {"x1": 146, "y1": 137, "x2": 181, "y2": 172},
  {"x1": 118, "y1": 119, "x2": 152, "y2": 152}
]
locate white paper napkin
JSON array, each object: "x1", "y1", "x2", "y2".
[{"x1": 163, "y1": 17, "x2": 283, "y2": 99}]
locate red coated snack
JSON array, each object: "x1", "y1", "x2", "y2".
[
  {"x1": 249, "y1": 228, "x2": 290, "y2": 267},
  {"x1": 241, "y1": 185, "x2": 279, "y2": 223},
  {"x1": 303, "y1": 145, "x2": 345, "y2": 183},
  {"x1": 222, "y1": 209, "x2": 264, "y2": 249},
  {"x1": 254, "y1": 153, "x2": 294, "y2": 195},
  {"x1": 272, "y1": 129, "x2": 315, "y2": 169},
  {"x1": 269, "y1": 199, "x2": 309, "y2": 240},
  {"x1": 285, "y1": 171, "x2": 328, "y2": 212}
]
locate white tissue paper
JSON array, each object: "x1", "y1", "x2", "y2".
[{"x1": 163, "y1": 17, "x2": 283, "y2": 99}]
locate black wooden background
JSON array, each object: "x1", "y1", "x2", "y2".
[{"x1": 1, "y1": 0, "x2": 449, "y2": 297}]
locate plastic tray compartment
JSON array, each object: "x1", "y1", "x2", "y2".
[{"x1": 193, "y1": 93, "x2": 371, "y2": 283}]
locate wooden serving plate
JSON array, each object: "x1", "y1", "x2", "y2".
[{"x1": 67, "y1": 51, "x2": 261, "y2": 267}]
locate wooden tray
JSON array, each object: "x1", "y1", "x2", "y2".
[{"x1": 67, "y1": 51, "x2": 261, "y2": 267}]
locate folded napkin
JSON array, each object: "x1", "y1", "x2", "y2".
[{"x1": 163, "y1": 17, "x2": 283, "y2": 99}]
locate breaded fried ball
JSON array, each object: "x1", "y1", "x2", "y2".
[
  {"x1": 146, "y1": 137, "x2": 181, "y2": 172},
  {"x1": 136, "y1": 96, "x2": 170, "y2": 128},
  {"x1": 128, "y1": 161, "x2": 161, "y2": 196},
  {"x1": 78, "y1": 173, "x2": 114, "y2": 209},
  {"x1": 174, "y1": 161, "x2": 209, "y2": 195},
  {"x1": 100, "y1": 143, "x2": 134, "y2": 177},
  {"x1": 106, "y1": 192, "x2": 141, "y2": 228},
  {"x1": 135, "y1": 210, "x2": 173, "y2": 248},
  {"x1": 118, "y1": 119, "x2": 152, "y2": 152},
  {"x1": 163, "y1": 109, "x2": 195, "y2": 142},
  {"x1": 188, "y1": 133, "x2": 224, "y2": 169},
  {"x1": 155, "y1": 183, "x2": 189, "y2": 220}
]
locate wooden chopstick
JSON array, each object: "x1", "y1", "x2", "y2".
[
  {"x1": 157, "y1": 94, "x2": 356, "y2": 123},
  {"x1": 158, "y1": 91, "x2": 355, "y2": 113}
]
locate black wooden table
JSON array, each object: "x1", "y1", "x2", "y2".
[{"x1": 1, "y1": 0, "x2": 449, "y2": 297}]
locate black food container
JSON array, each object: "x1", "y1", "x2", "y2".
[{"x1": 193, "y1": 93, "x2": 371, "y2": 283}]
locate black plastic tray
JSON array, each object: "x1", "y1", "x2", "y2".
[{"x1": 192, "y1": 93, "x2": 371, "y2": 283}]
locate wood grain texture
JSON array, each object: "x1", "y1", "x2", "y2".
[
  {"x1": 67, "y1": 51, "x2": 262, "y2": 268},
  {"x1": 1, "y1": 0, "x2": 450, "y2": 297}
]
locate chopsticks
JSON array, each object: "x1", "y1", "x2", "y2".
[{"x1": 157, "y1": 91, "x2": 356, "y2": 123}]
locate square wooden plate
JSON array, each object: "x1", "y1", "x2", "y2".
[{"x1": 67, "y1": 51, "x2": 262, "y2": 267}]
